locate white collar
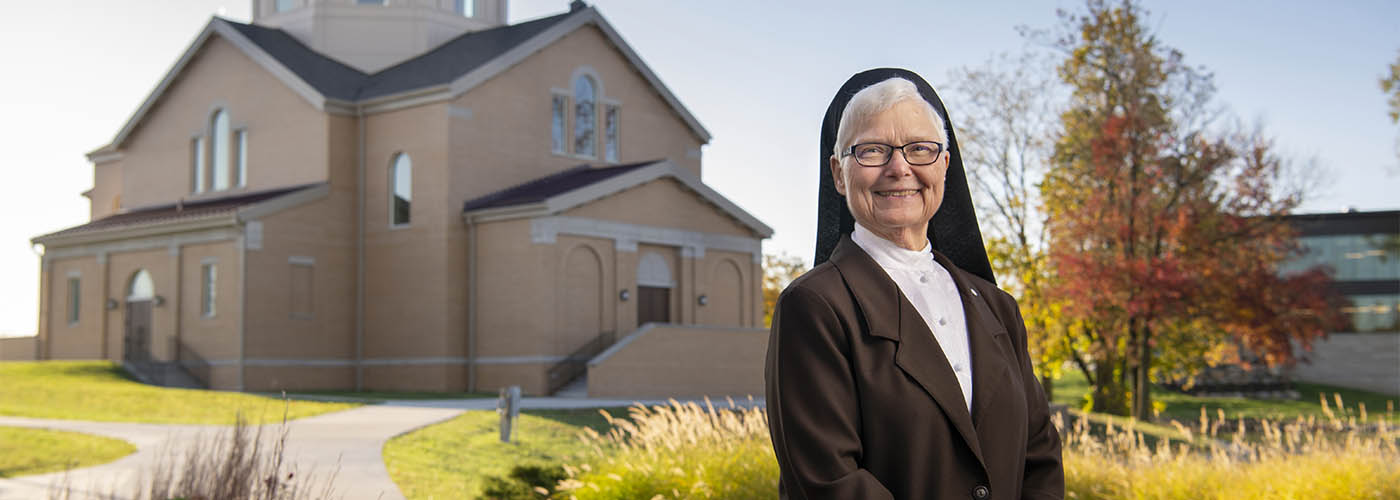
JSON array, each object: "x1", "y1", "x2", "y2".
[{"x1": 851, "y1": 223, "x2": 937, "y2": 273}]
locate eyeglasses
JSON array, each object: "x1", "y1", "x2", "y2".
[{"x1": 841, "y1": 141, "x2": 945, "y2": 167}]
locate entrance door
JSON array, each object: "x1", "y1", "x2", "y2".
[
  {"x1": 124, "y1": 300, "x2": 153, "y2": 362},
  {"x1": 637, "y1": 286, "x2": 670, "y2": 325}
]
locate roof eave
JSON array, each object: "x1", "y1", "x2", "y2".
[{"x1": 32, "y1": 212, "x2": 240, "y2": 249}]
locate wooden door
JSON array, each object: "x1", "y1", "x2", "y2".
[
  {"x1": 124, "y1": 301, "x2": 152, "y2": 362},
  {"x1": 637, "y1": 286, "x2": 670, "y2": 326}
]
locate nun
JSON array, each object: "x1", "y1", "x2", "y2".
[{"x1": 764, "y1": 68, "x2": 1064, "y2": 500}]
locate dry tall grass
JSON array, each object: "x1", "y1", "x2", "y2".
[
  {"x1": 48, "y1": 412, "x2": 340, "y2": 500},
  {"x1": 554, "y1": 394, "x2": 1398, "y2": 500},
  {"x1": 558, "y1": 397, "x2": 777, "y2": 500},
  {"x1": 1062, "y1": 395, "x2": 1400, "y2": 500}
]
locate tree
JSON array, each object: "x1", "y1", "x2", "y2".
[
  {"x1": 1040, "y1": 0, "x2": 1344, "y2": 419},
  {"x1": 1382, "y1": 49, "x2": 1400, "y2": 165},
  {"x1": 948, "y1": 52, "x2": 1070, "y2": 399},
  {"x1": 762, "y1": 252, "x2": 808, "y2": 327}
]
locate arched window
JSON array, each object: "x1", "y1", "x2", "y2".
[
  {"x1": 390, "y1": 153, "x2": 412, "y2": 226},
  {"x1": 573, "y1": 75, "x2": 596, "y2": 157},
  {"x1": 128, "y1": 270, "x2": 155, "y2": 301},
  {"x1": 211, "y1": 110, "x2": 230, "y2": 191}
]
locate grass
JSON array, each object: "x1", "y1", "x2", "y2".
[
  {"x1": 1049, "y1": 369, "x2": 1400, "y2": 423},
  {"x1": 382, "y1": 407, "x2": 631, "y2": 500},
  {"x1": 0, "y1": 426, "x2": 135, "y2": 478},
  {"x1": 0, "y1": 361, "x2": 359, "y2": 425}
]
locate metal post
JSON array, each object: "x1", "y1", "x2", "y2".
[{"x1": 497, "y1": 385, "x2": 521, "y2": 442}]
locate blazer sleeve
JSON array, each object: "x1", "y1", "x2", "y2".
[
  {"x1": 765, "y1": 285, "x2": 894, "y2": 500},
  {"x1": 1001, "y1": 294, "x2": 1065, "y2": 500}
]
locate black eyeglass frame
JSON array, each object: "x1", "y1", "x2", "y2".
[{"x1": 840, "y1": 141, "x2": 946, "y2": 167}]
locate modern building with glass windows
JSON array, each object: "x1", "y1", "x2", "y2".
[
  {"x1": 1281, "y1": 209, "x2": 1399, "y2": 395},
  {"x1": 27, "y1": 0, "x2": 772, "y2": 398}
]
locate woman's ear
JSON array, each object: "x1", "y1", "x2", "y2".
[{"x1": 829, "y1": 155, "x2": 846, "y2": 196}]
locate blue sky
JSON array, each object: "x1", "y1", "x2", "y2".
[{"x1": 0, "y1": 0, "x2": 1396, "y2": 336}]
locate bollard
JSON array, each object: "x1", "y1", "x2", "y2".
[{"x1": 497, "y1": 385, "x2": 521, "y2": 442}]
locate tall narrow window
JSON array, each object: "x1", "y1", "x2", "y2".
[
  {"x1": 551, "y1": 95, "x2": 566, "y2": 154},
  {"x1": 191, "y1": 137, "x2": 206, "y2": 193},
  {"x1": 390, "y1": 154, "x2": 412, "y2": 226},
  {"x1": 573, "y1": 75, "x2": 596, "y2": 157},
  {"x1": 356, "y1": 0, "x2": 385, "y2": 4},
  {"x1": 290, "y1": 260, "x2": 314, "y2": 319},
  {"x1": 211, "y1": 110, "x2": 230, "y2": 191},
  {"x1": 235, "y1": 129, "x2": 248, "y2": 187},
  {"x1": 605, "y1": 104, "x2": 620, "y2": 163},
  {"x1": 455, "y1": 0, "x2": 474, "y2": 16},
  {"x1": 275, "y1": 0, "x2": 296, "y2": 12},
  {"x1": 66, "y1": 276, "x2": 80, "y2": 325},
  {"x1": 201, "y1": 263, "x2": 217, "y2": 318}
]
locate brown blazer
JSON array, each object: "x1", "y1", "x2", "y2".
[{"x1": 765, "y1": 236, "x2": 1063, "y2": 500}]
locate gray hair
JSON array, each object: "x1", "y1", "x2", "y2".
[{"x1": 833, "y1": 77, "x2": 947, "y2": 158}]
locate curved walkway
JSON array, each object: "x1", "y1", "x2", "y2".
[{"x1": 0, "y1": 396, "x2": 763, "y2": 500}]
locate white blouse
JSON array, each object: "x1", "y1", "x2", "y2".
[{"x1": 851, "y1": 223, "x2": 973, "y2": 412}]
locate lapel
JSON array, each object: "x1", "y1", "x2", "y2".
[
  {"x1": 828, "y1": 236, "x2": 1005, "y2": 471},
  {"x1": 931, "y1": 251, "x2": 1013, "y2": 432}
]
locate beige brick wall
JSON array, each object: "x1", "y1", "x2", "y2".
[
  {"x1": 89, "y1": 162, "x2": 124, "y2": 220},
  {"x1": 587, "y1": 324, "x2": 767, "y2": 399},
  {"x1": 106, "y1": 249, "x2": 181, "y2": 361},
  {"x1": 44, "y1": 256, "x2": 105, "y2": 359},
  {"x1": 178, "y1": 241, "x2": 241, "y2": 365},
  {"x1": 113, "y1": 36, "x2": 330, "y2": 211},
  {"x1": 566, "y1": 178, "x2": 756, "y2": 238},
  {"x1": 0, "y1": 337, "x2": 38, "y2": 361}
]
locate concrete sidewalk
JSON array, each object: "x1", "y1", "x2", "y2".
[{"x1": 0, "y1": 396, "x2": 764, "y2": 500}]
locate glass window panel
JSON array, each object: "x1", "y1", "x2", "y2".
[
  {"x1": 235, "y1": 130, "x2": 247, "y2": 187},
  {"x1": 552, "y1": 95, "x2": 566, "y2": 153},
  {"x1": 1340, "y1": 294, "x2": 1400, "y2": 333},
  {"x1": 192, "y1": 137, "x2": 205, "y2": 193},
  {"x1": 605, "y1": 105, "x2": 619, "y2": 163},
  {"x1": 356, "y1": 0, "x2": 385, "y2": 4},
  {"x1": 1287, "y1": 235, "x2": 1400, "y2": 281},
  {"x1": 211, "y1": 110, "x2": 230, "y2": 191},
  {"x1": 201, "y1": 264, "x2": 217, "y2": 317},
  {"x1": 67, "y1": 277, "x2": 80, "y2": 325},
  {"x1": 573, "y1": 76, "x2": 596, "y2": 157},
  {"x1": 455, "y1": 0, "x2": 474, "y2": 16},
  {"x1": 391, "y1": 154, "x2": 412, "y2": 226},
  {"x1": 275, "y1": 0, "x2": 296, "y2": 13}
]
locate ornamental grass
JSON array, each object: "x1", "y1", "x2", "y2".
[{"x1": 552, "y1": 394, "x2": 1397, "y2": 500}]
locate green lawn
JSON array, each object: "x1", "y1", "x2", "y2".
[
  {"x1": 0, "y1": 361, "x2": 359, "y2": 425},
  {"x1": 383, "y1": 407, "x2": 630, "y2": 500},
  {"x1": 0, "y1": 426, "x2": 136, "y2": 478},
  {"x1": 1049, "y1": 369, "x2": 1400, "y2": 423}
]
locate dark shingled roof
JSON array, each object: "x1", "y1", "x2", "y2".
[
  {"x1": 37, "y1": 184, "x2": 321, "y2": 240},
  {"x1": 222, "y1": 11, "x2": 575, "y2": 102},
  {"x1": 461, "y1": 160, "x2": 660, "y2": 212},
  {"x1": 223, "y1": 22, "x2": 368, "y2": 101}
]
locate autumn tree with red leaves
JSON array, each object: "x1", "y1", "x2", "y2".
[{"x1": 1040, "y1": 0, "x2": 1344, "y2": 419}]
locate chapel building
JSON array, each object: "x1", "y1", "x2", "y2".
[{"x1": 30, "y1": 0, "x2": 772, "y2": 397}]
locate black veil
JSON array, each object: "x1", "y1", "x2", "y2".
[{"x1": 814, "y1": 68, "x2": 995, "y2": 285}]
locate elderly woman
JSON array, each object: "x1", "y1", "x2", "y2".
[{"x1": 765, "y1": 68, "x2": 1064, "y2": 500}]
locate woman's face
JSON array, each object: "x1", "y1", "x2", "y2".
[{"x1": 830, "y1": 100, "x2": 949, "y2": 247}]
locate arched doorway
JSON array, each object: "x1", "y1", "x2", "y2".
[
  {"x1": 124, "y1": 270, "x2": 156, "y2": 362},
  {"x1": 637, "y1": 252, "x2": 674, "y2": 326}
]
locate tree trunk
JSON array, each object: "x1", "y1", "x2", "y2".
[
  {"x1": 1091, "y1": 353, "x2": 1129, "y2": 415},
  {"x1": 1132, "y1": 325, "x2": 1154, "y2": 421}
]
